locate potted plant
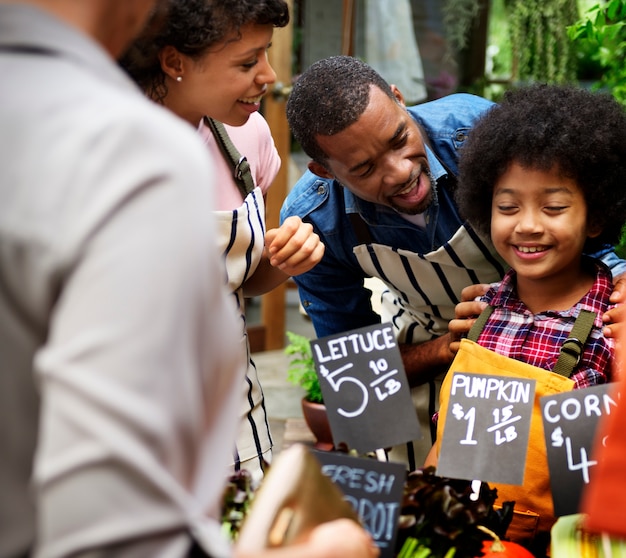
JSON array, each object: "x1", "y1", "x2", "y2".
[{"x1": 284, "y1": 331, "x2": 334, "y2": 450}]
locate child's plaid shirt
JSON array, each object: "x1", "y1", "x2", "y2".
[{"x1": 476, "y1": 258, "x2": 615, "y2": 388}]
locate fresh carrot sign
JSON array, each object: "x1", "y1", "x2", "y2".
[{"x1": 314, "y1": 450, "x2": 405, "y2": 558}]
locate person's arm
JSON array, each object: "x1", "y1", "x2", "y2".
[
  {"x1": 399, "y1": 336, "x2": 454, "y2": 387},
  {"x1": 399, "y1": 283, "x2": 492, "y2": 386},
  {"x1": 242, "y1": 252, "x2": 290, "y2": 298}
]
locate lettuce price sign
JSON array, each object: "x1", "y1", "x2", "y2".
[{"x1": 311, "y1": 323, "x2": 422, "y2": 454}]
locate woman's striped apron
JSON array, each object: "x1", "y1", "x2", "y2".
[{"x1": 215, "y1": 186, "x2": 272, "y2": 483}]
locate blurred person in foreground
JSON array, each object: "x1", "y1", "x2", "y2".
[
  {"x1": 581, "y1": 310, "x2": 626, "y2": 537},
  {"x1": 0, "y1": 2, "x2": 376, "y2": 558}
]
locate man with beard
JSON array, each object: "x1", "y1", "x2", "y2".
[{"x1": 281, "y1": 55, "x2": 626, "y2": 468}]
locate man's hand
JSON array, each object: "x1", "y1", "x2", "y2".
[
  {"x1": 604, "y1": 273, "x2": 626, "y2": 339},
  {"x1": 448, "y1": 284, "x2": 489, "y2": 354}
]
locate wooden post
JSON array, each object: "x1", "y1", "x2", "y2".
[
  {"x1": 457, "y1": 0, "x2": 490, "y2": 94},
  {"x1": 261, "y1": 0, "x2": 293, "y2": 351},
  {"x1": 341, "y1": 0, "x2": 356, "y2": 56}
]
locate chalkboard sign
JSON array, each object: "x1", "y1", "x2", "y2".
[
  {"x1": 311, "y1": 323, "x2": 422, "y2": 454},
  {"x1": 314, "y1": 450, "x2": 405, "y2": 558},
  {"x1": 540, "y1": 384, "x2": 618, "y2": 516},
  {"x1": 437, "y1": 372, "x2": 535, "y2": 484}
]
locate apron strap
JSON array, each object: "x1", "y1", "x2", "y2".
[
  {"x1": 204, "y1": 116, "x2": 255, "y2": 198},
  {"x1": 467, "y1": 305, "x2": 494, "y2": 342},
  {"x1": 552, "y1": 309, "x2": 596, "y2": 378},
  {"x1": 468, "y1": 305, "x2": 597, "y2": 378}
]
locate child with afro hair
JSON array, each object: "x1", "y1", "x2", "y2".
[
  {"x1": 455, "y1": 83, "x2": 626, "y2": 387},
  {"x1": 437, "y1": 84, "x2": 626, "y2": 556}
]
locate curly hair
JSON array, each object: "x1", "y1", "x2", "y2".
[
  {"x1": 286, "y1": 56, "x2": 396, "y2": 166},
  {"x1": 120, "y1": 0, "x2": 289, "y2": 103},
  {"x1": 456, "y1": 84, "x2": 626, "y2": 251}
]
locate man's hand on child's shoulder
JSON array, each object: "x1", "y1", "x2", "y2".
[
  {"x1": 604, "y1": 273, "x2": 626, "y2": 340},
  {"x1": 448, "y1": 284, "x2": 490, "y2": 354}
]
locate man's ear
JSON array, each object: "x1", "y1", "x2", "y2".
[
  {"x1": 390, "y1": 84, "x2": 406, "y2": 107},
  {"x1": 308, "y1": 160, "x2": 334, "y2": 179},
  {"x1": 158, "y1": 45, "x2": 184, "y2": 81}
]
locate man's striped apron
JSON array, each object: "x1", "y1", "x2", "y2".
[{"x1": 353, "y1": 222, "x2": 505, "y2": 468}]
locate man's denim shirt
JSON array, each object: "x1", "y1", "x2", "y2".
[{"x1": 280, "y1": 93, "x2": 626, "y2": 339}]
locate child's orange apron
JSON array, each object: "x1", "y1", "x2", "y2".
[{"x1": 436, "y1": 307, "x2": 595, "y2": 548}]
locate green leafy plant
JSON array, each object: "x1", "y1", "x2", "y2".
[
  {"x1": 568, "y1": 0, "x2": 626, "y2": 105},
  {"x1": 442, "y1": 0, "x2": 482, "y2": 52},
  {"x1": 284, "y1": 331, "x2": 323, "y2": 404},
  {"x1": 507, "y1": 0, "x2": 579, "y2": 84},
  {"x1": 569, "y1": 1, "x2": 626, "y2": 257}
]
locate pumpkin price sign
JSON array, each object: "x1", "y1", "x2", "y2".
[
  {"x1": 311, "y1": 323, "x2": 422, "y2": 454},
  {"x1": 540, "y1": 384, "x2": 618, "y2": 516},
  {"x1": 438, "y1": 372, "x2": 535, "y2": 484}
]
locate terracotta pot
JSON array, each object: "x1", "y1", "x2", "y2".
[{"x1": 300, "y1": 398, "x2": 334, "y2": 451}]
